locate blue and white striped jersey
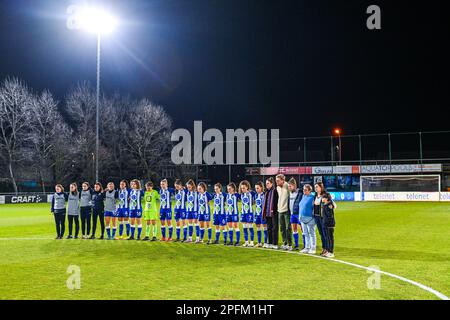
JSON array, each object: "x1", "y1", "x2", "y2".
[
  {"x1": 254, "y1": 192, "x2": 264, "y2": 216},
  {"x1": 198, "y1": 192, "x2": 213, "y2": 215},
  {"x1": 159, "y1": 187, "x2": 175, "y2": 210},
  {"x1": 213, "y1": 192, "x2": 226, "y2": 215},
  {"x1": 185, "y1": 190, "x2": 198, "y2": 213},
  {"x1": 174, "y1": 188, "x2": 187, "y2": 211},
  {"x1": 118, "y1": 188, "x2": 130, "y2": 209},
  {"x1": 129, "y1": 189, "x2": 144, "y2": 210},
  {"x1": 240, "y1": 191, "x2": 256, "y2": 214},
  {"x1": 225, "y1": 193, "x2": 240, "y2": 215}
]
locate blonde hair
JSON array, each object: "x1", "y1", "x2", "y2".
[
  {"x1": 198, "y1": 182, "x2": 207, "y2": 192},
  {"x1": 131, "y1": 179, "x2": 141, "y2": 190},
  {"x1": 69, "y1": 183, "x2": 78, "y2": 195},
  {"x1": 55, "y1": 184, "x2": 64, "y2": 192},
  {"x1": 276, "y1": 174, "x2": 286, "y2": 181},
  {"x1": 186, "y1": 179, "x2": 196, "y2": 190},
  {"x1": 288, "y1": 177, "x2": 297, "y2": 189},
  {"x1": 227, "y1": 182, "x2": 237, "y2": 193},
  {"x1": 238, "y1": 180, "x2": 251, "y2": 193}
]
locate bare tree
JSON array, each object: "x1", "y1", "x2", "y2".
[
  {"x1": 125, "y1": 99, "x2": 173, "y2": 180},
  {"x1": 0, "y1": 78, "x2": 33, "y2": 194},
  {"x1": 64, "y1": 82, "x2": 97, "y2": 181},
  {"x1": 100, "y1": 94, "x2": 131, "y2": 179},
  {"x1": 28, "y1": 90, "x2": 74, "y2": 192}
]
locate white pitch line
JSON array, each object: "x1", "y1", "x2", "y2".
[
  {"x1": 236, "y1": 246, "x2": 449, "y2": 301},
  {"x1": 0, "y1": 237, "x2": 448, "y2": 300}
]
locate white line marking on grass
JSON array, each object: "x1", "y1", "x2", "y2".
[
  {"x1": 1, "y1": 237, "x2": 447, "y2": 300},
  {"x1": 236, "y1": 246, "x2": 449, "y2": 301}
]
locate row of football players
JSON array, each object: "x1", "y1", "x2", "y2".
[
  {"x1": 111, "y1": 179, "x2": 270, "y2": 247},
  {"x1": 51, "y1": 178, "x2": 306, "y2": 249}
]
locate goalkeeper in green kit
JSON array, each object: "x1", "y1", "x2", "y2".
[{"x1": 142, "y1": 181, "x2": 160, "y2": 241}]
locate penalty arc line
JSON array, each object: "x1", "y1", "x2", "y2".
[
  {"x1": 0, "y1": 237, "x2": 448, "y2": 300},
  {"x1": 236, "y1": 246, "x2": 449, "y2": 301}
]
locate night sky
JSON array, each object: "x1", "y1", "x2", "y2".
[{"x1": 0, "y1": 0, "x2": 449, "y2": 138}]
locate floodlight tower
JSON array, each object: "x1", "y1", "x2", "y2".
[{"x1": 67, "y1": 6, "x2": 117, "y2": 182}]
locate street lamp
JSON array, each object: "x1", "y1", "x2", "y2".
[
  {"x1": 333, "y1": 128, "x2": 342, "y2": 164},
  {"x1": 67, "y1": 6, "x2": 117, "y2": 182}
]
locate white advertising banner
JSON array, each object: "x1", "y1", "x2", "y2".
[
  {"x1": 360, "y1": 165, "x2": 392, "y2": 174},
  {"x1": 421, "y1": 164, "x2": 443, "y2": 172},
  {"x1": 0, "y1": 195, "x2": 4, "y2": 205},
  {"x1": 361, "y1": 164, "x2": 442, "y2": 174},
  {"x1": 439, "y1": 192, "x2": 450, "y2": 202},
  {"x1": 363, "y1": 192, "x2": 440, "y2": 202},
  {"x1": 312, "y1": 166, "x2": 333, "y2": 174},
  {"x1": 390, "y1": 164, "x2": 442, "y2": 173},
  {"x1": 333, "y1": 166, "x2": 354, "y2": 174}
]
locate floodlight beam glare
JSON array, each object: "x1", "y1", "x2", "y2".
[{"x1": 77, "y1": 7, "x2": 117, "y2": 35}]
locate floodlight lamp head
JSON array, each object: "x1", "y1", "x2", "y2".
[{"x1": 78, "y1": 7, "x2": 117, "y2": 35}]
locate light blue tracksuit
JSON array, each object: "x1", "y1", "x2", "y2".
[{"x1": 298, "y1": 193, "x2": 316, "y2": 250}]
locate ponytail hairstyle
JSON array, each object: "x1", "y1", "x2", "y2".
[
  {"x1": 94, "y1": 182, "x2": 103, "y2": 192},
  {"x1": 82, "y1": 181, "x2": 90, "y2": 190},
  {"x1": 214, "y1": 182, "x2": 222, "y2": 190},
  {"x1": 55, "y1": 184, "x2": 64, "y2": 193},
  {"x1": 174, "y1": 179, "x2": 183, "y2": 186},
  {"x1": 70, "y1": 183, "x2": 78, "y2": 196},
  {"x1": 198, "y1": 182, "x2": 207, "y2": 193},
  {"x1": 131, "y1": 179, "x2": 141, "y2": 190},
  {"x1": 265, "y1": 177, "x2": 275, "y2": 190},
  {"x1": 227, "y1": 182, "x2": 237, "y2": 193},
  {"x1": 186, "y1": 179, "x2": 196, "y2": 191},
  {"x1": 120, "y1": 180, "x2": 129, "y2": 189},
  {"x1": 255, "y1": 181, "x2": 265, "y2": 193},
  {"x1": 288, "y1": 177, "x2": 297, "y2": 189},
  {"x1": 238, "y1": 180, "x2": 251, "y2": 194}
]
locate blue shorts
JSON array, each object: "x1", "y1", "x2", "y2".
[
  {"x1": 213, "y1": 214, "x2": 227, "y2": 226},
  {"x1": 198, "y1": 213, "x2": 210, "y2": 222},
  {"x1": 160, "y1": 209, "x2": 172, "y2": 221},
  {"x1": 240, "y1": 213, "x2": 254, "y2": 223},
  {"x1": 174, "y1": 210, "x2": 186, "y2": 221},
  {"x1": 129, "y1": 209, "x2": 142, "y2": 218},
  {"x1": 116, "y1": 208, "x2": 129, "y2": 218},
  {"x1": 104, "y1": 211, "x2": 117, "y2": 217},
  {"x1": 226, "y1": 214, "x2": 239, "y2": 223},
  {"x1": 254, "y1": 215, "x2": 267, "y2": 225},
  {"x1": 186, "y1": 211, "x2": 198, "y2": 220},
  {"x1": 290, "y1": 214, "x2": 300, "y2": 224}
]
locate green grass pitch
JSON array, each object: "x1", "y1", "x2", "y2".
[{"x1": 0, "y1": 202, "x2": 449, "y2": 300}]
